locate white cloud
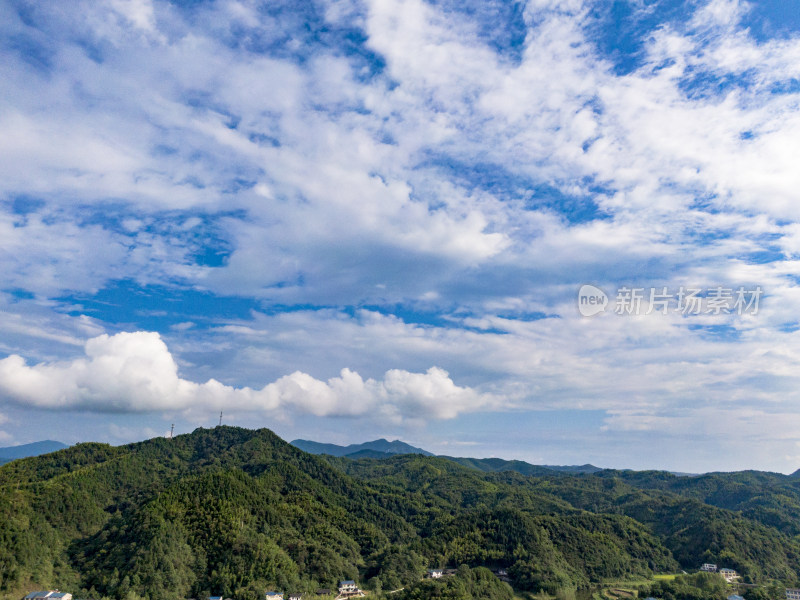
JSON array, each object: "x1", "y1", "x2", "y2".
[
  {"x1": 693, "y1": 0, "x2": 749, "y2": 29},
  {"x1": 108, "y1": 0, "x2": 159, "y2": 34},
  {"x1": 603, "y1": 406, "x2": 800, "y2": 440},
  {"x1": 0, "y1": 332, "x2": 499, "y2": 423}
]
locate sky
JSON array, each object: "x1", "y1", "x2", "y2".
[{"x1": 2, "y1": 0, "x2": 800, "y2": 473}]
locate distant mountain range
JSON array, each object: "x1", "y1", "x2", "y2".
[
  {"x1": 0, "y1": 440, "x2": 68, "y2": 465},
  {"x1": 291, "y1": 438, "x2": 602, "y2": 475},
  {"x1": 0, "y1": 437, "x2": 670, "y2": 478},
  {"x1": 2, "y1": 436, "x2": 602, "y2": 477},
  {"x1": 290, "y1": 438, "x2": 434, "y2": 457}
]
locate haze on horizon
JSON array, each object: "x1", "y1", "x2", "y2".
[{"x1": 2, "y1": 0, "x2": 800, "y2": 474}]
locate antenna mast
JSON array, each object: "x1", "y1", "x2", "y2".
[
  {"x1": 170, "y1": 424, "x2": 174, "y2": 439},
  {"x1": 219, "y1": 411, "x2": 223, "y2": 427}
]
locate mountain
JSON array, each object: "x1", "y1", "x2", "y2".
[
  {"x1": 1, "y1": 426, "x2": 800, "y2": 600},
  {"x1": 0, "y1": 440, "x2": 68, "y2": 465},
  {"x1": 290, "y1": 438, "x2": 434, "y2": 457}
]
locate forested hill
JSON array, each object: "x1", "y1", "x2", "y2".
[{"x1": 0, "y1": 427, "x2": 799, "y2": 600}]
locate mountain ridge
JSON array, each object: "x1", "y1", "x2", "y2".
[
  {"x1": 290, "y1": 437, "x2": 434, "y2": 457},
  {"x1": 291, "y1": 438, "x2": 603, "y2": 475},
  {"x1": 441, "y1": 455, "x2": 600, "y2": 477}
]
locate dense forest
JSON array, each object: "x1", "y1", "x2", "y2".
[{"x1": 1, "y1": 427, "x2": 799, "y2": 600}]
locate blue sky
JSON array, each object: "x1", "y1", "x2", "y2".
[{"x1": 2, "y1": 0, "x2": 800, "y2": 473}]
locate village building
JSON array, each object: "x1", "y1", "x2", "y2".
[
  {"x1": 265, "y1": 592, "x2": 284, "y2": 600},
  {"x1": 701, "y1": 564, "x2": 718, "y2": 572},
  {"x1": 336, "y1": 581, "x2": 364, "y2": 599},
  {"x1": 720, "y1": 568, "x2": 739, "y2": 582},
  {"x1": 428, "y1": 569, "x2": 443, "y2": 579},
  {"x1": 786, "y1": 589, "x2": 800, "y2": 600}
]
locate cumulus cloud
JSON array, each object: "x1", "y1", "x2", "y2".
[{"x1": 0, "y1": 332, "x2": 498, "y2": 423}]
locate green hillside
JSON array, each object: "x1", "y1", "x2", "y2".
[
  {"x1": 599, "y1": 469, "x2": 800, "y2": 536},
  {"x1": 0, "y1": 427, "x2": 798, "y2": 600}
]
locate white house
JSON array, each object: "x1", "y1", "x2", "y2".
[
  {"x1": 337, "y1": 581, "x2": 363, "y2": 599},
  {"x1": 786, "y1": 589, "x2": 800, "y2": 600},
  {"x1": 265, "y1": 592, "x2": 284, "y2": 600},
  {"x1": 701, "y1": 564, "x2": 718, "y2": 572},
  {"x1": 428, "y1": 569, "x2": 443, "y2": 579}
]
